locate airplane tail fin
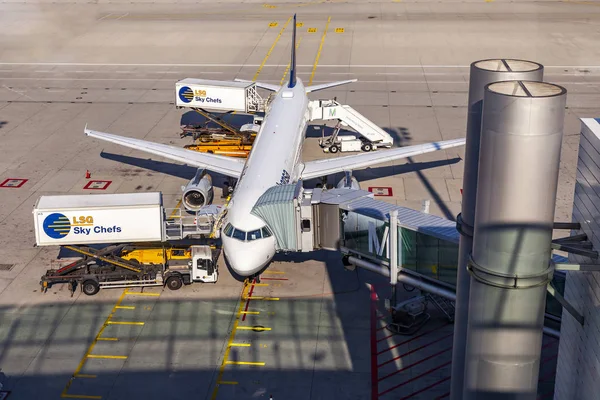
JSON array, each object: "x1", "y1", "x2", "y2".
[{"x1": 288, "y1": 14, "x2": 297, "y2": 88}]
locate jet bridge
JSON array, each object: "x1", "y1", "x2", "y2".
[{"x1": 251, "y1": 182, "x2": 567, "y2": 328}]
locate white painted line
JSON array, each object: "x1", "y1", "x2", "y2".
[
  {"x1": 1, "y1": 77, "x2": 599, "y2": 86},
  {"x1": 0, "y1": 62, "x2": 598, "y2": 69},
  {"x1": 97, "y1": 13, "x2": 113, "y2": 21}
]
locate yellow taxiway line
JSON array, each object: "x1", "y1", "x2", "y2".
[
  {"x1": 308, "y1": 16, "x2": 331, "y2": 86},
  {"x1": 253, "y1": 16, "x2": 294, "y2": 81}
]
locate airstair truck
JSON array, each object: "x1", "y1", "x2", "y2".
[{"x1": 33, "y1": 192, "x2": 220, "y2": 296}]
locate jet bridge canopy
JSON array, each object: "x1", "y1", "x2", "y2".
[
  {"x1": 251, "y1": 182, "x2": 566, "y2": 320},
  {"x1": 251, "y1": 183, "x2": 300, "y2": 251}
]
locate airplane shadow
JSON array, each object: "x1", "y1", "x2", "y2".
[
  {"x1": 100, "y1": 152, "x2": 231, "y2": 188},
  {"x1": 302, "y1": 157, "x2": 462, "y2": 188},
  {"x1": 102, "y1": 150, "x2": 461, "y2": 193}
]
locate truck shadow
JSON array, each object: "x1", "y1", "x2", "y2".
[{"x1": 180, "y1": 110, "x2": 255, "y2": 130}]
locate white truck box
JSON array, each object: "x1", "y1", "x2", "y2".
[
  {"x1": 33, "y1": 192, "x2": 164, "y2": 246},
  {"x1": 176, "y1": 78, "x2": 254, "y2": 112}
]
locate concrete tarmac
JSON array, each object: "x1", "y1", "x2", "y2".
[{"x1": 0, "y1": 1, "x2": 597, "y2": 399}]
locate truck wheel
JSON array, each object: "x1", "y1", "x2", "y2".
[
  {"x1": 82, "y1": 280, "x2": 100, "y2": 296},
  {"x1": 329, "y1": 145, "x2": 339, "y2": 153},
  {"x1": 361, "y1": 143, "x2": 372, "y2": 152},
  {"x1": 166, "y1": 276, "x2": 183, "y2": 291}
]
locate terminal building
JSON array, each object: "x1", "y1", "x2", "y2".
[{"x1": 554, "y1": 118, "x2": 600, "y2": 400}]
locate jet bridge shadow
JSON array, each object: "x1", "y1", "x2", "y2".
[{"x1": 0, "y1": 246, "x2": 559, "y2": 400}]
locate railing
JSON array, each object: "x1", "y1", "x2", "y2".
[{"x1": 164, "y1": 207, "x2": 221, "y2": 240}]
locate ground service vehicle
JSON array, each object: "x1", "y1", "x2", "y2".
[
  {"x1": 40, "y1": 243, "x2": 219, "y2": 296},
  {"x1": 33, "y1": 192, "x2": 222, "y2": 295}
]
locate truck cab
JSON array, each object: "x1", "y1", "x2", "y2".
[
  {"x1": 164, "y1": 245, "x2": 219, "y2": 289},
  {"x1": 190, "y1": 245, "x2": 217, "y2": 283}
]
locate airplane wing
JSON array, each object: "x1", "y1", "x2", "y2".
[
  {"x1": 300, "y1": 139, "x2": 466, "y2": 180},
  {"x1": 233, "y1": 78, "x2": 280, "y2": 92},
  {"x1": 305, "y1": 79, "x2": 358, "y2": 93},
  {"x1": 84, "y1": 127, "x2": 245, "y2": 178}
]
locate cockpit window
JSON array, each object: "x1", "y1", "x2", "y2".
[
  {"x1": 231, "y1": 228, "x2": 246, "y2": 241},
  {"x1": 247, "y1": 229, "x2": 262, "y2": 241},
  {"x1": 226, "y1": 224, "x2": 272, "y2": 242},
  {"x1": 261, "y1": 226, "x2": 273, "y2": 238}
]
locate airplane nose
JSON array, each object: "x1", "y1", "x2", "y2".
[{"x1": 223, "y1": 235, "x2": 276, "y2": 277}]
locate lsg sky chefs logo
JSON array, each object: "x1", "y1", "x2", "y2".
[
  {"x1": 178, "y1": 86, "x2": 223, "y2": 104},
  {"x1": 42, "y1": 213, "x2": 122, "y2": 239}
]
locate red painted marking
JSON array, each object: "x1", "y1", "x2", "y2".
[
  {"x1": 377, "y1": 333, "x2": 395, "y2": 343},
  {"x1": 0, "y1": 178, "x2": 28, "y2": 188},
  {"x1": 434, "y1": 392, "x2": 450, "y2": 400},
  {"x1": 56, "y1": 261, "x2": 79, "y2": 274},
  {"x1": 539, "y1": 389, "x2": 556, "y2": 400},
  {"x1": 368, "y1": 187, "x2": 393, "y2": 197},
  {"x1": 538, "y1": 365, "x2": 558, "y2": 383},
  {"x1": 83, "y1": 180, "x2": 112, "y2": 190},
  {"x1": 540, "y1": 353, "x2": 558, "y2": 364},
  {"x1": 378, "y1": 361, "x2": 451, "y2": 397},
  {"x1": 378, "y1": 332, "x2": 453, "y2": 368},
  {"x1": 377, "y1": 324, "x2": 449, "y2": 355},
  {"x1": 241, "y1": 279, "x2": 256, "y2": 322},
  {"x1": 370, "y1": 284, "x2": 379, "y2": 400},
  {"x1": 398, "y1": 375, "x2": 451, "y2": 400},
  {"x1": 378, "y1": 346, "x2": 452, "y2": 382},
  {"x1": 377, "y1": 325, "x2": 387, "y2": 332},
  {"x1": 541, "y1": 339, "x2": 558, "y2": 350},
  {"x1": 460, "y1": 188, "x2": 463, "y2": 195},
  {"x1": 260, "y1": 277, "x2": 289, "y2": 281}
]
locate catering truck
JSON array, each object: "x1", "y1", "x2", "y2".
[
  {"x1": 175, "y1": 78, "x2": 262, "y2": 113},
  {"x1": 33, "y1": 192, "x2": 222, "y2": 295}
]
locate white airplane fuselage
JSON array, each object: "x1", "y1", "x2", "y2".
[{"x1": 220, "y1": 78, "x2": 309, "y2": 277}]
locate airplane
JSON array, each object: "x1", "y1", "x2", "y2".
[{"x1": 84, "y1": 14, "x2": 466, "y2": 279}]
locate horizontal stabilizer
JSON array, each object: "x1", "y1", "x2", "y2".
[
  {"x1": 234, "y1": 78, "x2": 280, "y2": 92},
  {"x1": 305, "y1": 79, "x2": 358, "y2": 93}
]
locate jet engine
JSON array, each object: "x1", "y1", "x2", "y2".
[
  {"x1": 336, "y1": 171, "x2": 360, "y2": 190},
  {"x1": 181, "y1": 168, "x2": 214, "y2": 212}
]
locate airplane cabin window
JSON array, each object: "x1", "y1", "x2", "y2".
[
  {"x1": 261, "y1": 226, "x2": 273, "y2": 238},
  {"x1": 231, "y1": 228, "x2": 246, "y2": 241},
  {"x1": 247, "y1": 229, "x2": 262, "y2": 241}
]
